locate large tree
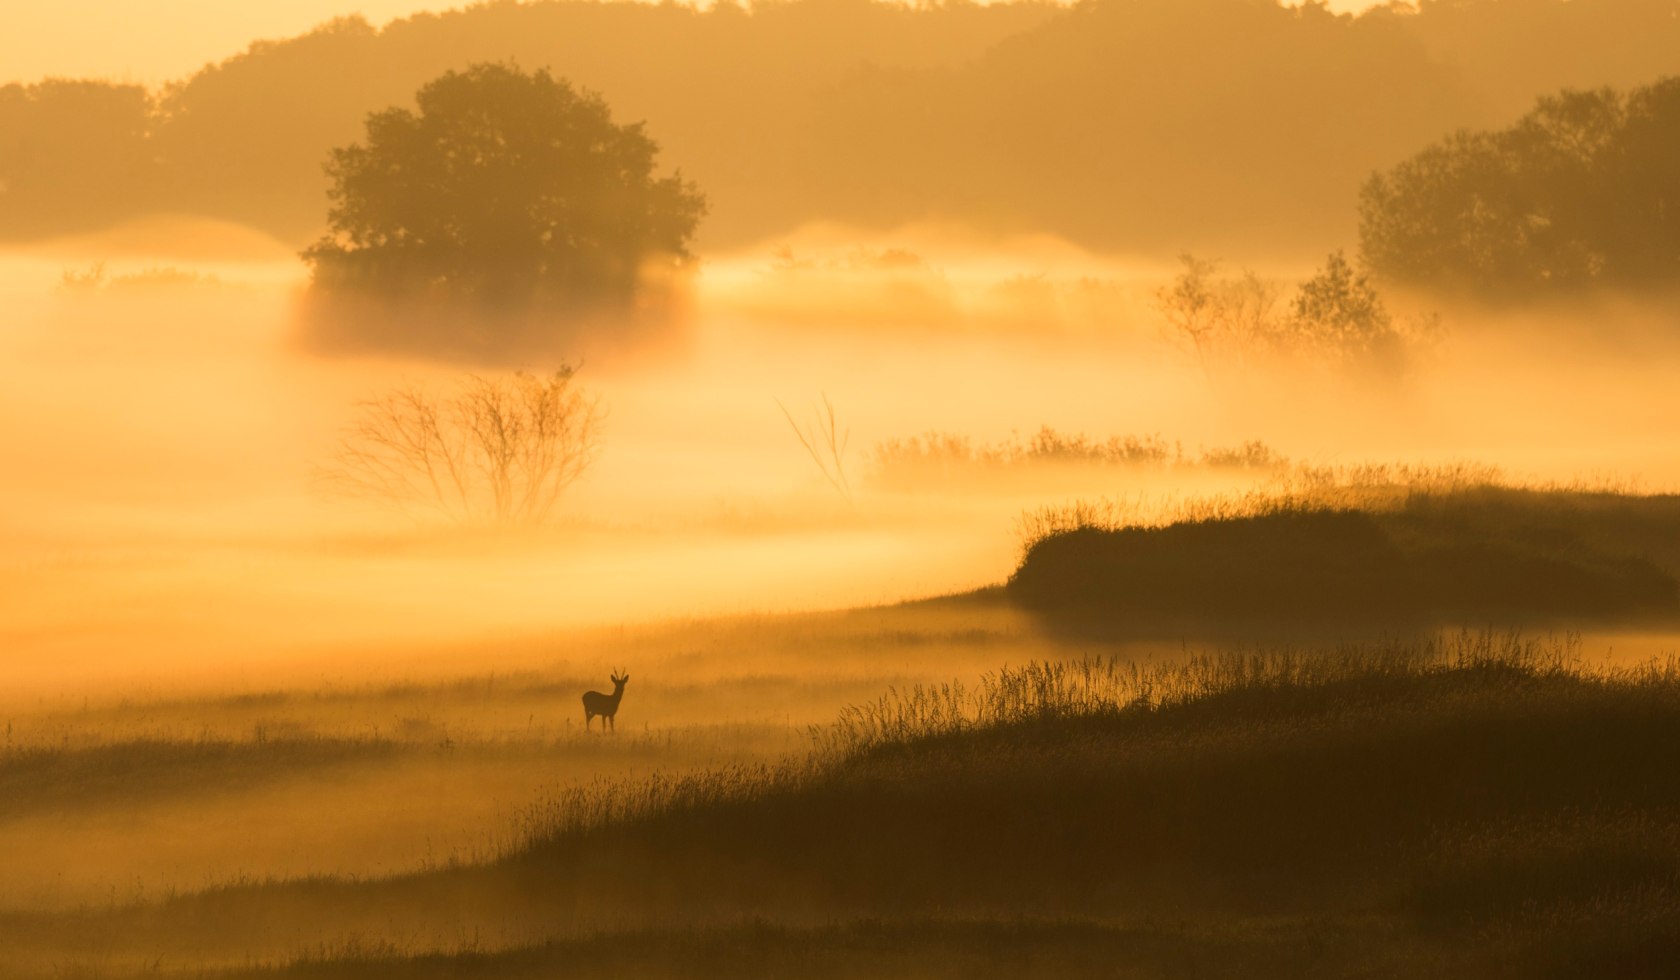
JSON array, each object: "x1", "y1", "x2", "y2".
[
  {"x1": 303, "y1": 63, "x2": 705, "y2": 317},
  {"x1": 1359, "y1": 77, "x2": 1680, "y2": 295}
]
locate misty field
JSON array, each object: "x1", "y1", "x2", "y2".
[
  {"x1": 8, "y1": 227, "x2": 1680, "y2": 978},
  {"x1": 10, "y1": 626, "x2": 1680, "y2": 979},
  {"x1": 9, "y1": 0, "x2": 1680, "y2": 975}
]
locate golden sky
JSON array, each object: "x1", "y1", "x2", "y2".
[
  {"x1": 1, "y1": 1, "x2": 452, "y2": 85},
  {"x1": 3, "y1": 0, "x2": 1385, "y2": 87}
]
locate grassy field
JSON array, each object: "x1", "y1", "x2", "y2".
[
  {"x1": 11, "y1": 484, "x2": 1680, "y2": 978},
  {"x1": 0, "y1": 601, "x2": 1088, "y2": 913},
  {"x1": 9, "y1": 628, "x2": 1680, "y2": 978}
]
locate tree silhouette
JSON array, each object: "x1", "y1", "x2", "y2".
[
  {"x1": 303, "y1": 63, "x2": 705, "y2": 319},
  {"x1": 0, "y1": 80, "x2": 154, "y2": 236},
  {"x1": 1156, "y1": 251, "x2": 1419, "y2": 377},
  {"x1": 1291, "y1": 250, "x2": 1404, "y2": 369},
  {"x1": 1359, "y1": 77, "x2": 1680, "y2": 295}
]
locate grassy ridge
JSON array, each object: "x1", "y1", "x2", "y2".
[
  {"x1": 19, "y1": 633, "x2": 1680, "y2": 978},
  {"x1": 506, "y1": 636, "x2": 1680, "y2": 921},
  {"x1": 1009, "y1": 486, "x2": 1680, "y2": 624}
]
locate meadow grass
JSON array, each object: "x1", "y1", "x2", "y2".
[
  {"x1": 0, "y1": 603, "x2": 1052, "y2": 921},
  {"x1": 204, "y1": 917, "x2": 1446, "y2": 980},
  {"x1": 16, "y1": 629, "x2": 1678, "y2": 978}
]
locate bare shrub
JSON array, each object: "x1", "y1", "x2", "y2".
[
  {"x1": 777, "y1": 394, "x2": 853, "y2": 504},
  {"x1": 1155, "y1": 254, "x2": 1283, "y2": 376},
  {"x1": 321, "y1": 368, "x2": 602, "y2": 526},
  {"x1": 1157, "y1": 251, "x2": 1438, "y2": 378}
]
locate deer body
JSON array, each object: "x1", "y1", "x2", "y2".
[{"x1": 583, "y1": 672, "x2": 629, "y2": 731}]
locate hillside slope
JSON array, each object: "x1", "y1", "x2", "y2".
[{"x1": 14, "y1": 634, "x2": 1680, "y2": 979}]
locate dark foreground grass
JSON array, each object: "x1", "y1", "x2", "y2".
[
  {"x1": 16, "y1": 633, "x2": 1680, "y2": 979},
  {"x1": 216, "y1": 917, "x2": 1442, "y2": 980}
]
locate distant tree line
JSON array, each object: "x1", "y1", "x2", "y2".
[
  {"x1": 0, "y1": 80, "x2": 153, "y2": 236},
  {"x1": 1360, "y1": 76, "x2": 1680, "y2": 294},
  {"x1": 4, "y1": 0, "x2": 1680, "y2": 254}
]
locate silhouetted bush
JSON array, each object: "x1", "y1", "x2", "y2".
[{"x1": 1156, "y1": 251, "x2": 1429, "y2": 377}]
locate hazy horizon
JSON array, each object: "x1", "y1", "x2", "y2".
[
  {"x1": 3, "y1": 0, "x2": 1390, "y2": 87},
  {"x1": 6, "y1": 4, "x2": 1680, "y2": 975}
]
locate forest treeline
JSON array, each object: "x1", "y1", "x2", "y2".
[
  {"x1": 1361, "y1": 76, "x2": 1680, "y2": 294},
  {"x1": 4, "y1": 0, "x2": 1680, "y2": 254}
]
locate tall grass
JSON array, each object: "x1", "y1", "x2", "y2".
[
  {"x1": 870, "y1": 427, "x2": 1285, "y2": 491},
  {"x1": 507, "y1": 761, "x2": 812, "y2": 852},
  {"x1": 818, "y1": 629, "x2": 1582, "y2": 754},
  {"x1": 514, "y1": 630, "x2": 1604, "y2": 847},
  {"x1": 18, "y1": 629, "x2": 1680, "y2": 979},
  {"x1": 1014, "y1": 461, "x2": 1509, "y2": 556}
]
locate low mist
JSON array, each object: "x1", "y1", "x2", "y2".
[
  {"x1": 3, "y1": 217, "x2": 1678, "y2": 707},
  {"x1": 8, "y1": 4, "x2": 1680, "y2": 974}
]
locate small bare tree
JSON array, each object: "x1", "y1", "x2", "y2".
[
  {"x1": 1155, "y1": 254, "x2": 1282, "y2": 377},
  {"x1": 323, "y1": 368, "x2": 603, "y2": 526},
  {"x1": 1157, "y1": 251, "x2": 1434, "y2": 380},
  {"x1": 776, "y1": 394, "x2": 853, "y2": 504}
]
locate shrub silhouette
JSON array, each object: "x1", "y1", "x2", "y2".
[
  {"x1": 1155, "y1": 251, "x2": 1421, "y2": 377},
  {"x1": 319, "y1": 368, "x2": 602, "y2": 527}
]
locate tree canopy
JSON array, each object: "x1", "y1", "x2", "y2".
[
  {"x1": 302, "y1": 63, "x2": 705, "y2": 313},
  {"x1": 1359, "y1": 77, "x2": 1680, "y2": 295},
  {"x1": 8, "y1": 1, "x2": 1680, "y2": 254},
  {"x1": 0, "y1": 79, "x2": 153, "y2": 236}
]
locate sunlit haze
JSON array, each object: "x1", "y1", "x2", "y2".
[
  {"x1": 5, "y1": 1, "x2": 1680, "y2": 975},
  {"x1": 1, "y1": 1, "x2": 454, "y2": 83},
  {"x1": 3, "y1": 0, "x2": 1387, "y2": 85}
]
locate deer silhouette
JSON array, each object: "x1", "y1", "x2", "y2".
[{"x1": 582, "y1": 670, "x2": 629, "y2": 731}]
